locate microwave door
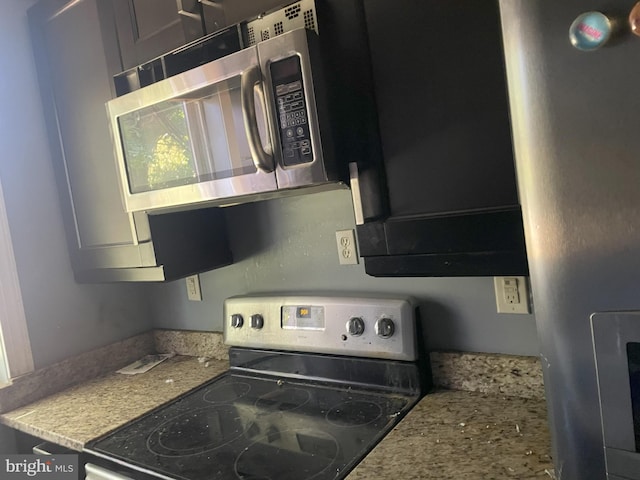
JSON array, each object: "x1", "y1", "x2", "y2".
[
  {"x1": 195, "y1": 70, "x2": 274, "y2": 177},
  {"x1": 108, "y1": 46, "x2": 278, "y2": 213}
]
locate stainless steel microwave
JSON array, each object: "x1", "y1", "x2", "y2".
[
  {"x1": 592, "y1": 312, "x2": 640, "y2": 480},
  {"x1": 107, "y1": 27, "x2": 342, "y2": 213}
]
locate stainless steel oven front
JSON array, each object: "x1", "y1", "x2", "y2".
[
  {"x1": 107, "y1": 28, "x2": 336, "y2": 213},
  {"x1": 592, "y1": 312, "x2": 640, "y2": 480}
]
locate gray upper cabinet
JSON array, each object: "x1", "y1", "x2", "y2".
[
  {"x1": 112, "y1": 0, "x2": 204, "y2": 70},
  {"x1": 28, "y1": 0, "x2": 232, "y2": 282}
]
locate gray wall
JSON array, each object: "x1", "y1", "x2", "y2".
[
  {"x1": 0, "y1": 0, "x2": 153, "y2": 369},
  {"x1": 150, "y1": 190, "x2": 539, "y2": 356}
]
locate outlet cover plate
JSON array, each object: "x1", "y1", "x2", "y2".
[
  {"x1": 186, "y1": 274, "x2": 202, "y2": 302},
  {"x1": 335, "y1": 229, "x2": 359, "y2": 265},
  {"x1": 494, "y1": 276, "x2": 531, "y2": 314}
]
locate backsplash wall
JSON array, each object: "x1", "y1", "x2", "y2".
[{"x1": 149, "y1": 190, "x2": 539, "y2": 356}]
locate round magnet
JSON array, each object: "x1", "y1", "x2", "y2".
[
  {"x1": 629, "y1": 2, "x2": 640, "y2": 36},
  {"x1": 569, "y1": 11, "x2": 612, "y2": 51}
]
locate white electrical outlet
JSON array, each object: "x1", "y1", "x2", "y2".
[
  {"x1": 186, "y1": 275, "x2": 202, "y2": 302},
  {"x1": 494, "y1": 276, "x2": 531, "y2": 314},
  {"x1": 335, "y1": 229, "x2": 359, "y2": 265}
]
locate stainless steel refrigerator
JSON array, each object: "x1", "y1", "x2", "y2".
[{"x1": 500, "y1": 1, "x2": 640, "y2": 479}]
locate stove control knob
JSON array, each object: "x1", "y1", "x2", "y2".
[
  {"x1": 375, "y1": 317, "x2": 395, "y2": 338},
  {"x1": 346, "y1": 317, "x2": 365, "y2": 336},
  {"x1": 250, "y1": 314, "x2": 264, "y2": 329},
  {"x1": 230, "y1": 314, "x2": 244, "y2": 329}
]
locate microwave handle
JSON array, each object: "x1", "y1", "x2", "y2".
[{"x1": 241, "y1": 66, "x2": 275, "y2": 173}]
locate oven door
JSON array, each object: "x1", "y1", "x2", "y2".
[
  {"x1": 592, "y1": 311, "x2": 640, "y2": 480},
  {"x1": 108, "y1": 45, "x2": 277, "y2": 213}
]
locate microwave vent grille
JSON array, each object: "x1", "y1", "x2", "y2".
[
  {"x1": 285, "y1": 3, "x2": 302, "y2": 19},
  {"x1": 247, "y1": 26, "x2": 256, "y2": 46},
  {"x1": 246, "y1": 0, "x2": 318, "y2": 46},
  {"x1": 303, "y1": 10, "x2": 315, "y2": 31}
]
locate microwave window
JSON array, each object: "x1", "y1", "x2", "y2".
[
  {"x1": 119, "y1": 102, "x2": 197, "y2": 193},
  {"x1": 118, "y1": 77, "x2": 263, "y2": 194},
  {"x1": 627, "y1": 342, "x2": 640, "y2": 452}
]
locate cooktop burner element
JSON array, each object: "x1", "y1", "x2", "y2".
[
  {"x1": 147, "y1": 405, "x2": 247, "y2": 456},
  {"x1": 255, "y1": 387, "x2": 311, "y2": 412},
  {"x1": 203, "y1": 381, "x2": 251, "y2": 404},
  {"x1": 85, "y1": 295, "x2": 430, "y2": 480},
  {"x1": 234, "y1": 428, "x2": 339, "y2": 480},
  {"x1": 326, "y1": 400, "x2": 383, "y2": 427}
]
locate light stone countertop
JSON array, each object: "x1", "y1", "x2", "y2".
[
  {"x1": 347, "y1": 390, "x2": 553, "y2": 479},
  {"x1": 0, "y1": 356, "x2": 228, "y2": 451}
]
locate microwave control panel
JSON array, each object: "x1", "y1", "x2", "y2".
[{"x1": 271, "y1": 55, "x2": 313, "y2": 166}]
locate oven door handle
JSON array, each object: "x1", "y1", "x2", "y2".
[{"x1": 241, "y1": 65, "x2": 275, "y2": 173}]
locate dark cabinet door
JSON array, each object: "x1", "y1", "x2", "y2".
[
  {"x1": 357, "y1": 0, "x2": 528, "y2": 277},
  {"x1": 364, "y1": 0, "x2": 518, "y2": 218},
  {"x1": 113, "y1": 0, "x2": 204, "y2": 70}
]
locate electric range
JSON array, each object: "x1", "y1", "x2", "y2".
[{"x1": 84, "y1": 295, "x2": 431, "y2": 480}]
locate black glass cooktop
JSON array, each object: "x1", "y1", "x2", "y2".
[{"x1": 87, "y1": 370, "x2": 418, "y2": 480}]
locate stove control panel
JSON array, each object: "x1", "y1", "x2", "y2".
[{"x1": 223, "y1": 295, "x2": 417, "y2": 361}]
